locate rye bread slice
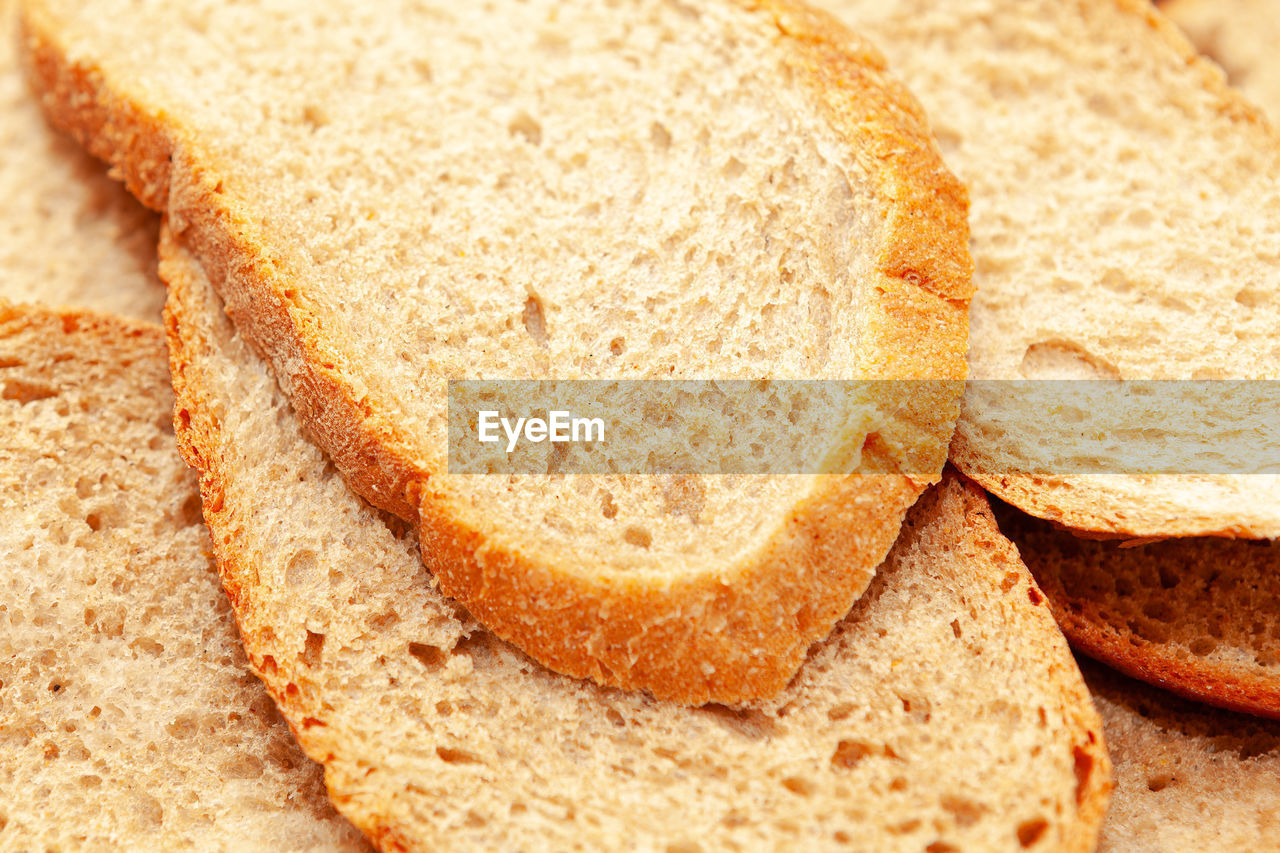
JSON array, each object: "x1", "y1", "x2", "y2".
[
  {"x1": 996, "y1": 502, "x2": 1280, "y2": 720},
  {"x1": 0, "y1": 305, "x2": 366, "y2": 850},
  {"x1": 825, "y1": 0, "x2": 1280, "y2": 537},
  {"x1": 163, "y1": 234, "x2": 1107, "y2": 852},
  {"x1": 19, "y1": 0, "x2": 973, "y2": 704},
  {"x1": 1083, "y1": 659, "x2": 1280, "y2": 852}
]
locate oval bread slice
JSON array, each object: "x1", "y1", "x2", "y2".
[
  {"x1": 20, "y1": 0, "x2": 973, "y2": 703},
  {"x1": 826, "y1": 0, "x2": 1280, "y2": 537},
  {"x1": 165, "y1": 237, "x2": 1107, "y2": 852}
]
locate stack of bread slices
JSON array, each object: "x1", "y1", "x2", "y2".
[{"x1": 1, "y1": 0, "x2": 1276, "y2": 850}]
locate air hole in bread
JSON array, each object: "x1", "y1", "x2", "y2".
[
  {"x1": 436, "y1": 746, "x2": 482, "y2": 765},
  {"x1": 609, "y1": 337, "x2": 625, "y2": 357},
  {"x1": 179, "y1": 494, "x2": 203, "y2": 528},
  {"x1": 599, "y1": 490, "x2": 618, "y2": 519},
  {"x1": 522, "y1": 294, "x2": 549, "y2": 347},
  {"x1": 1236, "y1": 287, "x2": 1267, "y2": 308},
  {"x1": 941, "y1": 795, "x2": 985, "y2": 828},
  {"x1": 1146, "y1": 772, "x2": 1174, "y2": 793},
  {"x1": 649, "y1": 121, "x2": 671, "y2": 149},
  {"x1": 699, "y1": 704, "x2": 774, "y2": 739},
  {"x1": 302, "y1": 631, "x2": 325, "y2": 667},
  {"x1": 827, "y1": 702, "x2": 855, "y2": 722},
  {"x1": 889, "y1": 819, "x2": 921, "y2": 836},
  {"x1": 408, "y1": 642, "x2": 446, "y2": 670},
  {"x1": 1018, "y1": 341, "x2": 1120, "y2": 381},
  {"x1": 1016, "y1": 817, "x2": 1048, "y2": 847},
  {"x1": 507, "y1": 112, "x2": 542, "y2": 147},
  {"x1": 623, "y1": 526, "x2": 652, "y2": 549},
  {"x1": 781, "y1": 776, "x2": 814, "y2": 797},
  {"x1": 831, "y1": 739, "x2": 874, "y2": 770},
  {"x1": 221, "y1": 754, "x2": 265, "y2": 780},
  {"x1": 2, "y1": 379, "x2": 57, "y2": 404},
  {"x1": 302, "y1": 104, "x2": 329, "y2": 132},
  {"x1": 1073, "y1": 746, "x2": 1094, "y2": 804},
  {"x1": 284, "y1": 550, "x2": 318, "y2": 587},
  {"x1": 925, "y1": 842, "x2": 958, "y2": 853}
]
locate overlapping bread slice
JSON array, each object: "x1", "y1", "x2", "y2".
[
  {"x1": 998, "y1": 504, "x2": 1280, "y2": 720},
  {"x1": 825, "y1": 0, "x2": 1280, "y2": 537},
  {"x1": 164, "y1": 235, "x2": 1106, "y2": 852},
  {"x1": 1163, "y1": 0, "x2": 1280, "y2": 119},
  {"x1": 1082, "y1": 660, "x2": 1280, "y2": 852},
  {"x1": 0, "y1": 0, "x2": 161, "y2": 321},
  {"x1": 0, "y1": 305, "x2": 366, "y2": 850},
  {"x1": 20, "y1": 0, "x2": 973, "y2": 703}
]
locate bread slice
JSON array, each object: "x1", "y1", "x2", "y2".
[
  {"x1": 0, "y1": 0, "x2": 161, "y2": 320},
  {"x1": 1163, "y1": 0, "x2": 1280, "y2": 120},
  {"x1": 1083, "y1": 660, "x2": 1280, "y2": 852},
  {"x1": 20, "y1": 0, "x2": 974, "y2": 704},
  {"x1": 0, "y1": 305, "x2": 366, "y2": 849},
  {"x1": 164, "y1": 234, "x2": 1106, "y2": 851},
  {"x1": 996, "y1": 502, "x2": 1280, "y2": 719},
  {"x1": 825, "y1": 0, "x2": 1280, "y2": 537}
]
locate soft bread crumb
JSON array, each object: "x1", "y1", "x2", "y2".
[
  {"x1": 0, "y1": 306, "x2": 366, "y2": 850},
  {"x1": 165, "y1": 241, "x2": 1107, "y2": 851}
]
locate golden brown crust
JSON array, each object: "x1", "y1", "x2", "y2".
[{"x1": 22, "y1": 0, "x2": 971, "y2": 704}]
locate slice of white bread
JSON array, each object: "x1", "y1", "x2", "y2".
[
  {"x1": 164, "y1": 234, "x2": 1107, "y2": 852},
  {"x1": 20, "y1": 0, "x2": 974, "y2": 704},
  {"x1": 1083, "y1": 660, "x2": 1280, "y2": 852},
  {"x1": 997, "y1": 502, "x2": 1280, "y2": 720},
  {"x1": 0, "y1": 0, "x2": 161, "y2": 321},
  {"x1": 1162, "y1": 0, "x2": 1280, "y2": 119},
  {"x1": 824, "y1": 0, "x2": 1280, "y2": 537},
  {"x1": 0, "y1": 305, "x2": 367, "y2": 850}
]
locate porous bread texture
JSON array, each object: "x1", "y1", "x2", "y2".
[
  {"x1": 826, "y1": 0, "x2": 1280, "y2": 537},
  {"x1": 997, "y1": 502, "x2": 1280, "y2": 719},
  {"x1": 0, "y1": 0, "x2": 161, "y2": 320},
  {"x1": 1163, "y1": 0, "x2": 1280, "y2": 120},
  {"x1": 0, "y1": 305, "x2": 366, "y2": 851},
  {"x1": 1083, "y1": 660, "x2": 1280, "y2": 852},
  {"x1": 165, "y1": 241, "x2": 1106, "y2": 853},
  {"x1": 20, "y1": 0, "x2": 973, "y2": 704}
]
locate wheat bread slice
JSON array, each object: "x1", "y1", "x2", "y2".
[
  {"x1": 0, "y1": 0, "x2": 161, "y2": 321},
  {"x1": 1082, "y1": 660, "x2": 1280, "y2": 852},
  {"x1": 20, "y1": 0, "x2": 974, "y2": 704},
  {"x1": 996, "y1": 502, "x2": 1280, "y2": 720},
  {"x1": 1162, "y1": 0, "x2": 1280, "y2": 120},
  {"x1": 0, "y1": 304, "x2": 367, "y2": 850},
  {"x1": 164, "y1": 234, "x2": 1106, "y2": 851},
  {"x1": 823, "y1": 0, "x2": 1280, "y2": 537}
]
